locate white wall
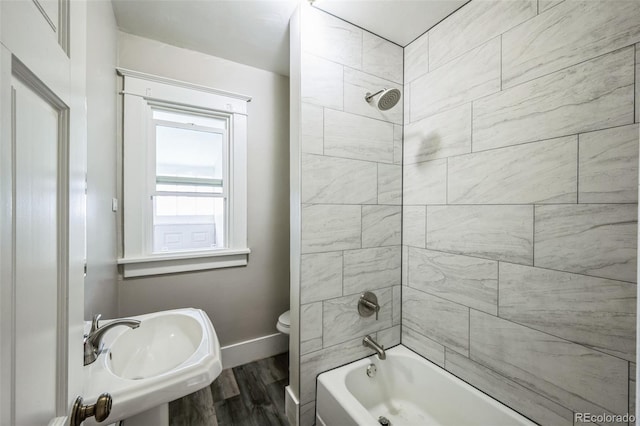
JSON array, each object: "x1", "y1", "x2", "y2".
[
  {"x1": 85, "y1": 0, "x2": 119, "y2": 319},
  {"x1": 116, "y1": 32, "x2": 290, "y2": 350}
]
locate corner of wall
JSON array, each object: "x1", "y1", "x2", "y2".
[{"x1": 288, "y1": 2, "x2": 303, "y2": 410}]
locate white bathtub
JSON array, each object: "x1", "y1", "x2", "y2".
[{"x1": 316, "y1": 345, "x2": 535, "y2": 426}]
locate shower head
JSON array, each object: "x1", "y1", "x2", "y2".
[{"x1": 365, "y1": 88, "x2": 402, "y2": 111}]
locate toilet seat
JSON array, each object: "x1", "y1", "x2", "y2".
[{"x1": 277, "y1": 310, "x2": 290, "y2": 335}]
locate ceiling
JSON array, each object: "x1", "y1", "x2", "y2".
[
  {"x1": 314, "y1": 0, "x2": 467, "y2": 47},
  {"x1": 111, "y1": 0, "x2": 468, "y2": 77}
]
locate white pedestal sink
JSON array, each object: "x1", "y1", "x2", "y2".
[{"x1": 83, "y1": 308, "x2": 222, "y2": 425}]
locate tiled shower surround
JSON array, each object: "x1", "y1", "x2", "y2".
[
  {"x1": 296, "y1": 6, "x2": 403, "y2": 420},
  {"x1": 295, "y1": 1, "x2": 640, "y2": 425},
  {"x1": 403, "y1": 0, "x2": 639, "y2": 424}
]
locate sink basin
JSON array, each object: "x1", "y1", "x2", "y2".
[
  {"x1": 108, "y1": 314, "x2": 203, "y2": 379},
  {"x1": 83, "y1": 308, "x2": 222, "y2": 425}
]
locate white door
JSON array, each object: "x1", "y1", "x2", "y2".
[{"x1": 0, "y1": 0, "x2": 86, "y2": 425}]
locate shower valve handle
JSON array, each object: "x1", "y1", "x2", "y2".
[
  {"x1": 361, "y1": 299, "x2": 380, "y2": 320},
  {"x1": 358, "y1": 292, "x2": 380, "y2": 320}
]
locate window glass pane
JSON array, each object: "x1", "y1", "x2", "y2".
[
  {"x1": 155, "y1": 124, "x2": 224, "y2": 192},
  {"x1": 153, "y1": 196, "x2": 225, "y2": 252},
  {"x1": 153, "y1": 109, "x2": 226, "y2": 129}
]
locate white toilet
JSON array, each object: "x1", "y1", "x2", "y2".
[{"x1": 276, "y1": 310, "x2": 290, "y2": 335}]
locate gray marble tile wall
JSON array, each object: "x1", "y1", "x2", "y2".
[
  {"x1": 297, "y1": 6, "x2": 403, "y2": 421},
  {"x1": 403, "y1": 1, "x2": 639, "y2": 424}
]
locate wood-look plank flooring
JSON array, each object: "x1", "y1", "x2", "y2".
[{"x1": 169, "y1": 352, "x2": 289, "y2": 426}]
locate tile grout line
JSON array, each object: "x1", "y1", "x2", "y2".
[
  {"x1": 360, "y1": 31, "x2": 364, "y2": 71},
  {"x1": 400, "y1": 44, "x2": 406, "y2": 341},
  {"x1": 341, "y1": 250, "x2": 345, "y2": 297},
  {"x1": 426, "y1": 32, "x2": 430, "y2": 74},
  {"x1": 629, "y1": 361, "x2": 632, "y2": 417},
  {"x1": 424, "y1": 205, "x2": 428, "y2": 250},
  {"x1": 376, "y1": 163, "x2": 379, "y2": 205},
  {"x1": 449, "y1": 294, "x2": 637, "y2": 364},
  {"x1": 320, "y1": 298, "x2": 324, "y2": 344},
  {"x1": 407, "y1": 82, "x2": 411, "y2": 125},
  {"x1": 496, "y1": 261, "x2": 500, "y2": 318},
  {"x1": 405, "y1": 43, "x2": 639, "y2": 126},
  {"x1": 321, "y1": 106, "x2": 325, "y2": 155},
  {"x1": 496, "y1": 306, "x2": 635, "y2": 363},
  {"x1": 311, "y1": 6, "x2": 402, "y2": 49},
  {"x1": 375, "y1": 244, "x2": 640, "y2": 285},
  {"x1": 408, "y1": 285, "x2": 481, "y2": 312},
  {"x1": 341, "y1": 64, "x2": 345, "y2": 112},
  {"x1": 431, "y1": 343, "x2": 579, "y2": 425},
  {"x1": 302, "y1": 151, "x2": 398, "y2": 168},
  {"x1": 408, "y1": 121, "x2": 636, "y2": 162},
  {"x1": 320, "y1": 300, "x2": 325, "y2": 349},
  {"x1": 446, "y1": 158, "x2": 449, "y2": 204},
  {"x1": 302, "y1": 51, "x2": 403, "y2": 86},
  {"x1": 403, "y1": 325, "x2": 449, "y2": 367},
  {"x1": 406, "y1": 245, "x2": 410, "y2": 286},
  {"x1": 532, "y1": 205, "x2": 536, "y2": 267},
  {"x1": 405, "y1": 29, "x2": 632, "y2": 117},
  {"x1": 468, "y1": 307, "x2": 471, "y2": 358},
  {"x1": 400, "y1": 39, "x2": 404, "y2": 332},
  {"x1": 322, "y1": 101, "x2": 402, "y2": 126},
  {"x1": 576, "y1": 135, "x2": 580, "y2": 204},
  {"x1": 395, "y1": 201, "x2": 636, "y2": 207},
  {"x1": 302, "y1": 244, "x2": 403, "y2": 257},
  {"x1": 444, "y1": 345, "x2": 447, "y2": 368},
  {"x1": 470, "y1": 101, "x2": 474, "y2": 153},
  {"x1": 491, "y1": 43, "x2": 636, "y2": 97},
  {"x1": 540, "y1": 0, "x2": 566, "y2": 13},
  {"x1": 360, "y1": 205, "x2": 363, "y2": 249},
  {"x1": 500, "y1": 35, "x2": 503, "y2": 91},
  {"x1": 428, "y1": 2, "x2": 546, "y2": 75},
  {"x1": 403, "y1": 0, "x2": 467, "y2": 51}
]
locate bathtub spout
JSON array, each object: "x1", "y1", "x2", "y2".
[{"x1": 363, "y1": 335, "x2": 386, "y2": 360}]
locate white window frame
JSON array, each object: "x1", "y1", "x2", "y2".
[{"x1": 116, "y1": 68, "x2": 251, "y2": 277}]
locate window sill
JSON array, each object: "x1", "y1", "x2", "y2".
[{"x1": 117, "y1": 248, "x2": 251, "y2": 278}]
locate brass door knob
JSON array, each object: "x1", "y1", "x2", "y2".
[{"x1": 70, "y1": 393, "x2": 112, "y2": 426}]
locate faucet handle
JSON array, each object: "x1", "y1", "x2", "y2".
[
  {"x1": 90, "y1": 314, "x2": 102, "y2": 334},
  {"x1": 358, "y1": 292, "x2": 380, "y2": 320}
]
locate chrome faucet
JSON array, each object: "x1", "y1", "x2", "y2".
[
  {"x1": 84, "y1": 314, "x2": 141, "y2": 366},
  {"x1": 363, "y1": 335, "x2": 386, "y2": 360}
]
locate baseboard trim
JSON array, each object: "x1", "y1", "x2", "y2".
[
  {"x1": 221, "y1": 332, "x2": 289, "y2": 369},
  {"x1": 285, "y1": 385, "x2": 300, "y2": 426}
]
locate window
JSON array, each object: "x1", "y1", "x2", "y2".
[
  {"x1": 117, "y1": 69, "x2": 251, "y2": 277},
  {"x1": 152, "y1": 109, "x2": 226, "y2": 252}
]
